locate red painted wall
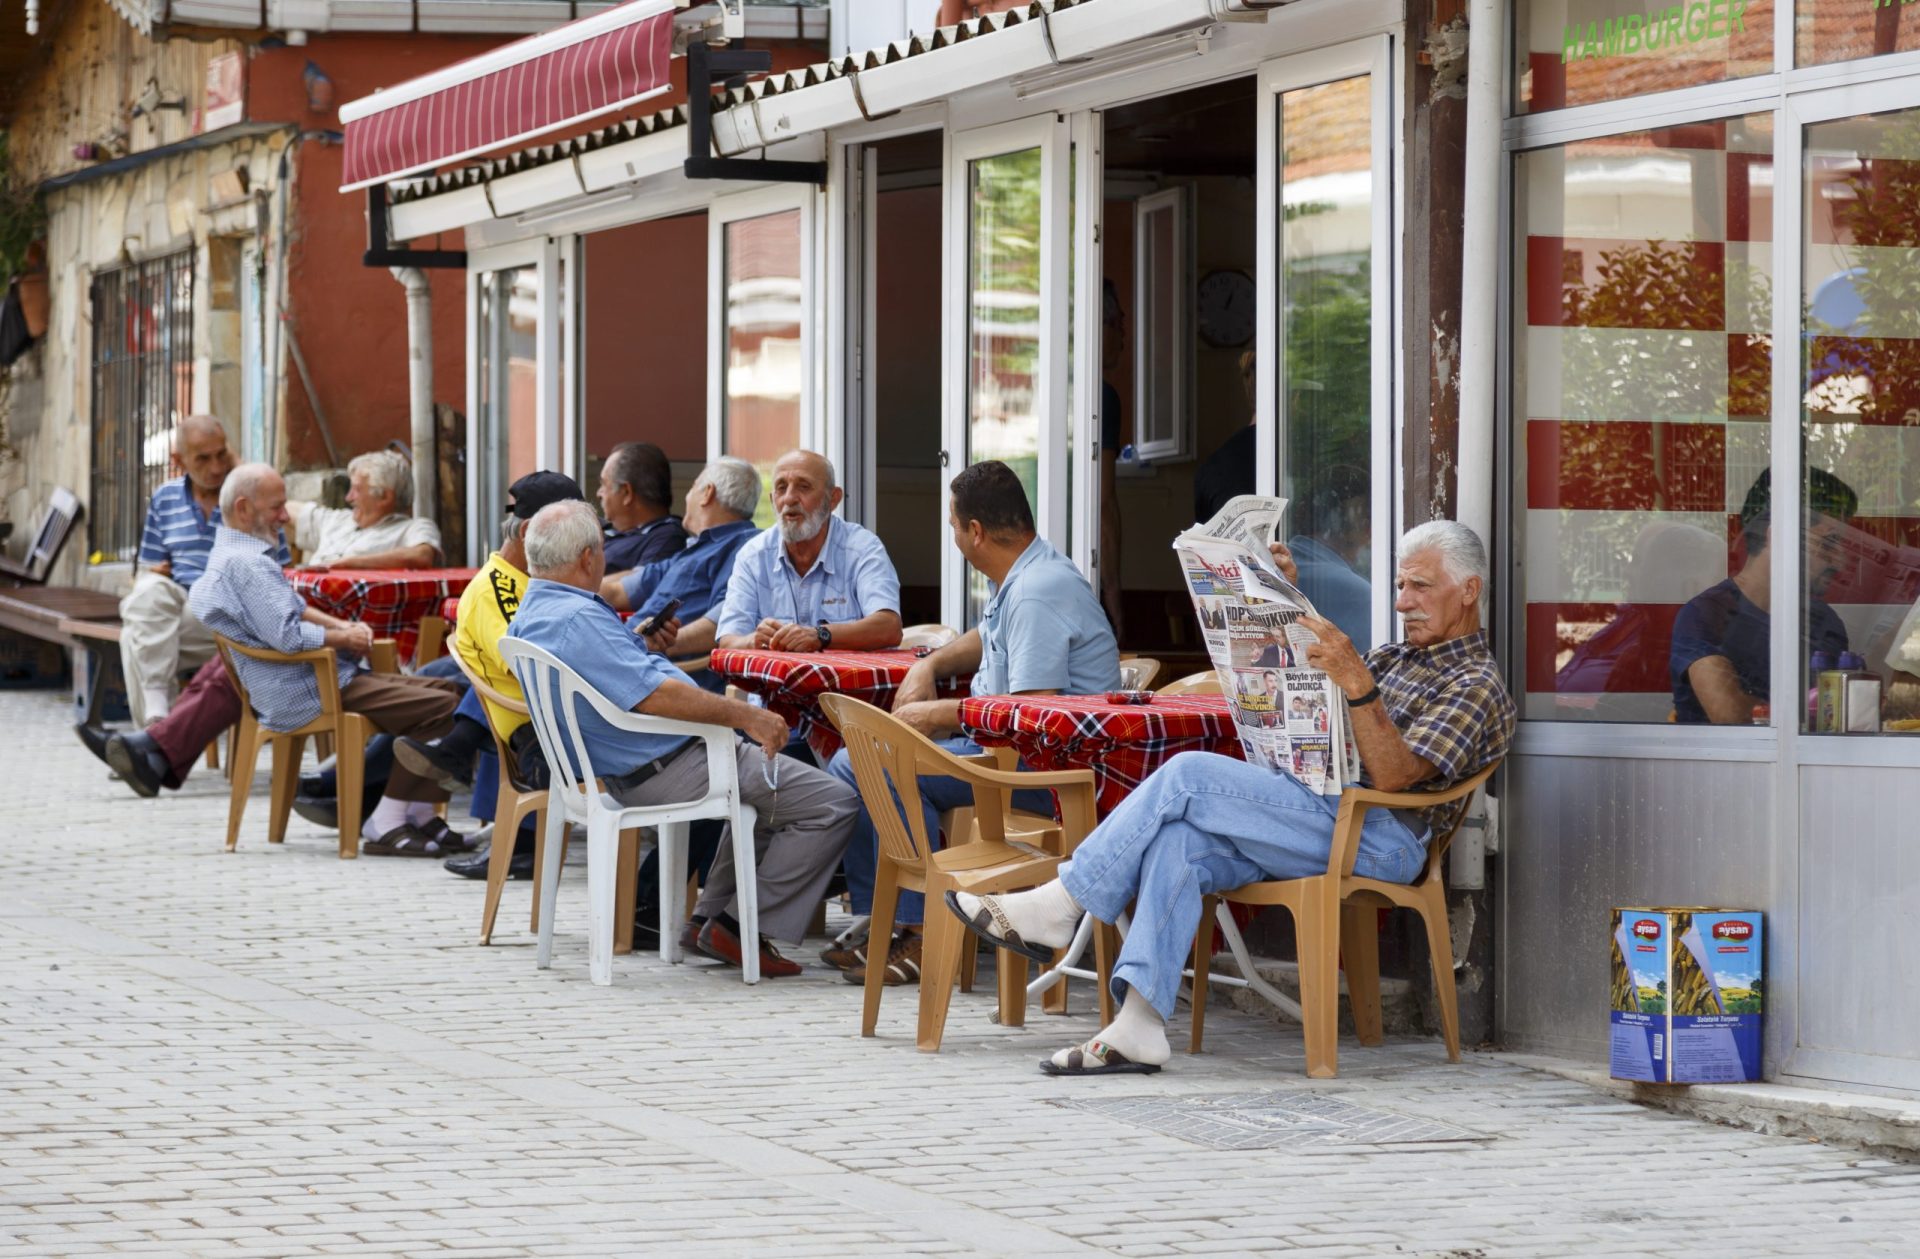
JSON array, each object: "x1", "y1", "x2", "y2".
[{"x1": 583, "y1": 212, "x2": 709, "y2": 464}]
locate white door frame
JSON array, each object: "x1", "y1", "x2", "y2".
[
  {"x1": 1255, "y1": 34, "x2": 1398, "y2": 649},
  {"x1": 466, "y1": 236, "x2": 561, "y2": 563},
  {"x1": 707, "y1": 183, "x2": 821, "y2": 464},
  {"x1": 1069, "y1": 107, "x2": 1104, "y2": 582},
  {"x1": 942, "y1": 112, "x2": 1071, "y2": 629}
]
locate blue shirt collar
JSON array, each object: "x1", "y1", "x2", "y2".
[
  {"x1": 693, "y1": 517, "x2": 757, "y2": 548},
  {"x1": 985, "y1": 536, "x2": 1048, "y2": 611},
  {"x1": 213, "y1": 525, "x2": 273, "y2": 554},
  {"x1": 775, "y1": 514, "x2": 842, "y2": 580},
  {"x1": 525, "y1": 577, "x2": 618, "y2": 614}
]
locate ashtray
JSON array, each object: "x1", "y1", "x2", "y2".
[{"x1": 1105, "y1": 689, "x2": 1154, "y2": 705}]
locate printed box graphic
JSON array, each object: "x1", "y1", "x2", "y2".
[{"x1": 1609, "y1": 907, "x2": 1763, "y2": 1084}]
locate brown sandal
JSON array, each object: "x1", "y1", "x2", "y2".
[
  {"x1": 944, "y1": 891, "x2": 1056, "y2": 966},
  {"x1": 362, "y1": 824, "x2": 453, "y2": 858}
]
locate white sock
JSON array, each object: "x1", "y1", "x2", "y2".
[
  {"x1": 363, "y1": 796, "x2": 410, "y2": 840},
  {"x1": 955, "y1": 880, "x2": 1083, "y2": 950},
  {"x1": 403, "y1": 800, "x2": 438, "y2": 827},
  {"x1": 1052, "y1": 985, "x2": 1171, "y2": 1068},
  {"x1": 142, "y1": 688, "x2": 172, "y2": 722}
]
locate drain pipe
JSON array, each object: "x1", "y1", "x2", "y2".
[
  {"x1": 391, "y1": 266, "x2": 436, "y2": 519},
  {"x1": 1454, "y1": 0, "x2": 1502, "y2": 550}
]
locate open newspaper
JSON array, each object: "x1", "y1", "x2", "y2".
[{"x1": 1173, "y1": 495, "x2": 1360, "y2": 795}]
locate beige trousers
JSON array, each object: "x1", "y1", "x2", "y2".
[{"x1": 119, "y1": 571, "x2": 216, "y2": 726}]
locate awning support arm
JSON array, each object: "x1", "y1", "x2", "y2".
[
  {"x1": 684, "y1": 41, "x2": 826, "y2": 186},
  {"x1": 362, "y1": 185, "x2": 467, "y2": 269}
]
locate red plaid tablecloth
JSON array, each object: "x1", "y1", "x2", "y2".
[
  {"x1": 709, "y1": 648, "x2": 972, "y2": 760},
  {"x1": 290, "y1": 568, "x2": 479, "y2": 663},
  {"x1": 439, "y1": 595, "x2": 462, "y2": 623},
  {"x1": 958, "y1": 692, "x2": 1243, "y2": 817}
]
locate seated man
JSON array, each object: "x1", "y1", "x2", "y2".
[
  {"x1": 111, "y1": 415, "x2": 288, "y2": 731},
  {"x1": 600, "y1": 455, "x2": 761, "y2": 630},
  {"x1": 597, "y1": 441, "x2": 689, "y2": 574},
  {"x1": 1671, "y1": 467, "x2": 1855, "y2": 724},
  {"x1": 288, "y1": 449, "x2": 442, "y2": 569},
  {"x1": 505, "y1": 500, "x2": 859, "y2": 975},
  {"x1": 948, "y1": 522, "x2": 1515, "y2": 1075},
  {"x1": 824, "y1": 460, "x2": 1120, "y2": 985},
  {"x1": 677, "y1": 449, "x2": 902, "y2": 662},
  {"x1": 115, "y1": 463, "x2": 469, "y2": 854}
]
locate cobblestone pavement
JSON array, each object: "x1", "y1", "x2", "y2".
[{"x1": 3, "y1": 687, "x2": 1916, "y2": 1258}]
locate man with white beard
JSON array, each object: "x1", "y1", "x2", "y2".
[{"x1": 694, "y1": 449, "x2": 904, "y2": 659}]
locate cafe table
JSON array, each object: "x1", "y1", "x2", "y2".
[
  {"x1": 289, "y1": 567, "x2": 479, "y2": 664},
  {"x1": 708, "y1": 647, "x2": 972, "y2": 761}
]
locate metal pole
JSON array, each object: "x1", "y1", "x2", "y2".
[
  {"x1": 391, "y1": 266, "x2": 436, "y2": 518},
  {"x1": 1455, "y1": 0, "x2": 1502, "y2": 549}
]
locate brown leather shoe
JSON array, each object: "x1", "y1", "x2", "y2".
[
  {"x1": 696, "y1": 918, "x2": 802, "y2": 978},
  {"x1": 678, "y1": 919, "x2": 705, "y2": 958},
  {"x1": 844, "y1": 931, "x2": 922, "y2": 987}
]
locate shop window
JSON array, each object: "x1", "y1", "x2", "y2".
[
  {"x1": 1515, "y1": 0, "x2": 1774, "y2": 115},
  {"x1": 1797, "y1": 0, "x2": 1920, "y2": 67},
  {"x1": 1132, "y1": 188, "x2": 1190, "y2": 463},
  {"x1": 89, "y1": 251, "x2": 196, "y2": 562},
  {"x1": 1514, "y1": 115, "x2": 1773, "y2": 723},
  {"x1": 475, "y1": 265, "x2": 540, "y2": 554},
  {"x1": 1798, "y1": 103, "x2": 1920, "y2": 734},
  {"x1": 721, "y1": 207, "x2": 804, "y2": 526}
]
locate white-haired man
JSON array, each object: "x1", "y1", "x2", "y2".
[
  {"x1": 288, "y1": 449, "x2": 441, "y2": 569},
  {"x1": 599, "y1": 456, "x2": 763, "y2": 655},
  {"x1": 505, "y1": 500, "x2": 859, "y2": 975},
  {"x1": 948, "y1": 521, "x2": 1515, "y2": 1076},
  {"x1": 114, "y1": 415, "x2": 288, "y2": 730}
]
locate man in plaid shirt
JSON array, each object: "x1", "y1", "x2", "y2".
[{"x1": 949, "y1": 521, "x2": 1514, "y2": 1076}]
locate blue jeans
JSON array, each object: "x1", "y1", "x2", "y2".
[
  {"x1": 1060, "y1": 752, "x2": 1429, "y2": 1021},
  {"x1": 827, "y1": 736, "x2": 1055, "y2": 927}
]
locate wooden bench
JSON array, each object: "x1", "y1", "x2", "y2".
[{"x1": 0, "y1": 585, "x2": 122, "y2": 724}]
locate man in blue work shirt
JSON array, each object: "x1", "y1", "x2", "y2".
[
  {"x1": 505, "y1": 499, "x2": 859, "y2": 976},
  {"x1": 822, "y1": 459, "x2": 1121, "y2": 986}
]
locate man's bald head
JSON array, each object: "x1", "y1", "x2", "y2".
[{"x1": 173, "y1": 415, "x2": 236, "y2": 495}]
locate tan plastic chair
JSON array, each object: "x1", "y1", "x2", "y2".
[
  {"x1": 900, "y1": 623, "x2": 960, "y2": 651},
  {"x1": 1157, "y1": 669, "x2": 1223, "y2": 696},
  {"x1": 214, "y1": 634, "x2": 375, "y2": 860},
  {"x1": 821, "y1": 694, "x2": 1102, "y2": 1051},
  {"x1": 413, "y1": 614, "x2": 449, "y2": 667},
  {"x1": 1190, "y1": 761, "x2": 1501, "y2": 1078},
  {"x1": 1118, "y1": 656, "x2": 1162, "y2": 690}
]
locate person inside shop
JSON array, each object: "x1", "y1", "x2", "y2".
[
  {"x1": 1287, "y1": 464, "x2": 1374, "y2": 651},
  {"x1": 1099, "y1": 277, "x2": 1127, "y2": 637},
  {"x1": 504, "y1": 499, "x2": 860, "y2": 976},
  {"x1": 1670, "y1": 467, "x2": 1856, "y2": 725},
  {"x1": 1192, "y1": 349, "x2": 1259, "y2": 525},
  {"x1": 597, "y1": 440, "x2": 690, "y2": 574},
  {"x1": 703, "y1": 449, "x2": 903, "y2": 659},
  {"x1": 821, "y1": 460, "x2": 1121, "y2": 987},
  {"x1": 287, "y1": 449, "x2": 443, "y2": 569},
  {"x1": 946, "y1": 521, "x2": 1514, "y2": 1075}
]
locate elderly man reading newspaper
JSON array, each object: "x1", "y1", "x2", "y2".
[{"x1": 947, "y1": 520, "x2": 1514, "y2": 1076}]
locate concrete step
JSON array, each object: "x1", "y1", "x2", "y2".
[{"x1": 1197, "y1": 953, "x2": 1426, "y2": 1037}]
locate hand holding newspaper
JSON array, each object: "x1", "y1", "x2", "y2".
[{"x1": 1173, "y1": 495, "x2": 1360, "y2": 794}]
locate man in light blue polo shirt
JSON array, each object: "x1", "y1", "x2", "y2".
[
  {"x1": 700, "y1": 449, "x2": 903, "y2": 656},
  {"x1": 504, "y1": 499, "x2": 859, "y2": 977},
  {"x1": 822, "y1": 459, "x2": 1120, "y2": 985}
]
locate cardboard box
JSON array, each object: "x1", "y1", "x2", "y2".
[{"x1": 1610, "y1": 907, "x2": 1763, "y2": 1084}]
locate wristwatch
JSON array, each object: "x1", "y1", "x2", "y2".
[{"x1": 815, "y1": 620, "x2": 833, "y2": 648}]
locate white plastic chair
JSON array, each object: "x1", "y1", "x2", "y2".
[{"x1": 500, "y1": 638, "x2": 764, "y2": 985}]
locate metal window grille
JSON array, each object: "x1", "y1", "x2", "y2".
[{"x1": 89, "y1": 252, "x2": 196, "y2": 562}]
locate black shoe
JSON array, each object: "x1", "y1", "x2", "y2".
[
  {"x1": 395, "y1": 736, "x2": 474, "y2": 790},
  {"x1": 444, "y1": 835, "x2": 536, "y2": 880},
  {"x1": 104, "y1": 730, "x2": 169, "y2": 797},
  {"x1": 631, "y1": 916, "x2": 661, "y2": 951},
  {"x1": 75, "y1": 723, "x2": 113, "y2": 767},
  {"x1": 291, "y1": 794, "x2": 339, "y2": 829},
  {"x1": 299, "y1": 771, "x2": 333, "y2": 798}
]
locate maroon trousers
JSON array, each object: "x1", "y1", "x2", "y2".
[{"x1": 148, "y1": 657, "x2": 243, "y2": 789}]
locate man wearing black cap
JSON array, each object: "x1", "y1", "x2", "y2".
[{"x1": 1671, "y1": 467, "x2": 1857, "y2": 724}]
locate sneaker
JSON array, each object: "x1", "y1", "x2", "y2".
[
  {"x1": 844, "y1": 931, "x2": 923, "y2": 987},
  {"x1": 819, "y1": 931, "x2": 871, "y2": 973},
  {"x1": 394, "y1": 735, "x2": 474, "y2": 790}
]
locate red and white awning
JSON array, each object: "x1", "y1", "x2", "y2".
[{"x1": 339, "y1": 0, "x2": 676, "y2": 191}]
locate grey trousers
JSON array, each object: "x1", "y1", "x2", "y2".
[{"x1": 610, "y1": 738, "x2": 858, "y2": 945}]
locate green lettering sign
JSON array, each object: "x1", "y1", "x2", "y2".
[{"x1": 1560, "y1": 0, "x2": 1746, "y2": 65}]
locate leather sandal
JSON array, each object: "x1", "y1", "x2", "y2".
[
  {"x1": 943, "y1": 890, "x2": 1057, "y2": 966},
  {"x1": 362, "y1": 824, "x2": 453, "y2": 858},
  {"x1": 1039, "y1": 1039, "x2": 1162, "y2": 1077}
]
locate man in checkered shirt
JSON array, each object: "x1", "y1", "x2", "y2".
[{"x1": 949, "y1": 521, "x2": 1515, "y2": 1077}]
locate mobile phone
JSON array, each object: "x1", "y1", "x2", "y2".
[{"x1": 637, "y1": 597, "x2": 683, "y2": 638}]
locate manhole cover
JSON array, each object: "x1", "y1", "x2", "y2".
[{"x1": 1050, "y1": 1090, "x2": 1486, "y2": 1150}]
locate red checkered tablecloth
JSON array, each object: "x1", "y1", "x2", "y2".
[
  {"x1": 290, "y1": 568, "x2": 479, "y2": 663},
  {"x1": 709, "y1": 648, "x2": 973, "y2": 760},
  {"x1": 958, "y1": 692, "x2": 1243, "y2": 817}
]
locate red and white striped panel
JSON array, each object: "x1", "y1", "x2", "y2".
[{"x1": 339, "y1": 0, "x2": 676, "y2": 191}]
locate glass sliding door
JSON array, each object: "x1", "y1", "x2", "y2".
[
  {"x1": 945, "y1": 115, "x2": 1070, "y2": 627},
  {"x1": 468, "y1": 239, "x2": 561, "y2": 561},
  {"x1": 1257, "y1": 38, "x2": 1395, "y2": 651}
]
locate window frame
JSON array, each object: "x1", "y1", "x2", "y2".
[{"x1": 707, "y1": 183, "x2": 821, "y2": 468}]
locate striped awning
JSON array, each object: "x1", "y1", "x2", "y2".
[{"x1": 339, "y1": 0, "x2": 676, "y2": 191}]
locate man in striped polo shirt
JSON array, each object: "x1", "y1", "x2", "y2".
[{"x1": 118, "y1": 415, "x2": 288, "y2": 727}]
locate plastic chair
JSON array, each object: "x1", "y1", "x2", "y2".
[
  {"x1": 900, "y1": 623, "x2": 960, "y2": 651},
  {"x1": 213, "y1": 634, "x2": 374, "y2": 860},
  {"x1": 820, "y1": 694, "x2": 1101, "y2": 1051},
  {"x1": 1190, "y1": 761, "x2": 1500, "y2": 1078},
  {"x1": 1157, "y1": 669, "x2": 1223, "y2": 696},
  {"x1": 1118, "y1": 656, "x2": 1163, "y2": 690},
  {"x1": 500, "y1": 637, "x2": 762, "y2": 986}
]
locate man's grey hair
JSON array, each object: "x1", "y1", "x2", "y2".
[
  {"x1": 502, "y1": 513, "x2": 528, "y2": 545},
  {"x1": 697, "y1": 456, "x2": 762, "y2": 519},
  {"x1": 219, "y1": 462, "x2": 277, "y2": 518},
  {"x1": 524, "y1": 500, "x2": 603, "y2": 576},
  {"x1": 1400, "y1": 520, "x2": 1489, "y2": 598},
  {"x1": 348, "y1": 449, "x2": 413, "y2": 513},
  {"x1": 172, "y1": 414, "x2": 226, "y2": 453}
]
